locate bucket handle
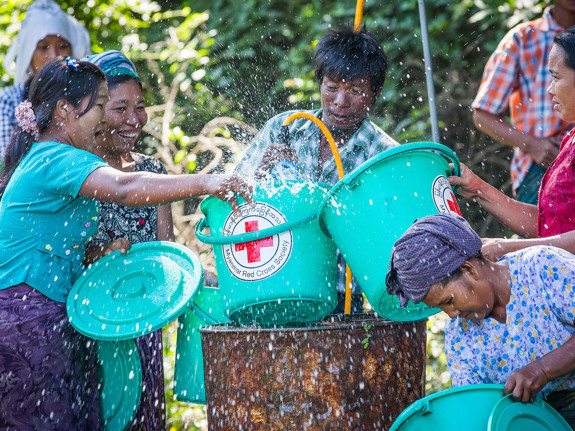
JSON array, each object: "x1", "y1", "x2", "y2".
[
  {"x1": 343, "y1": 142, "x2": 461, "y2": 186},
  {"x1": 195, "y1": 209, "x2": 319, "y2": 245}
]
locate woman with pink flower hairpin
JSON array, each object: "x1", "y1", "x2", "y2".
[{"x1": 0, "y1": 57, "x2": 252, "y2": 430}]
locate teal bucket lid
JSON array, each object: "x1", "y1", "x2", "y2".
[
  {"x1": 97, "y1": 339, "x2": 142, "y2": 431},
  {"x1": 67, "y1": 241, "x2": 203, "y2": 340},
  {"x1": 488, "y1": 394, "x2": 571, "y2": 431},
  {"x1": 390, "y1": 384, "x2": 506, "y2": 431}
]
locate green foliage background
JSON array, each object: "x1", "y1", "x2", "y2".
[{"x1": 0, "y1": 0, "x2": 553, "y2": 429}]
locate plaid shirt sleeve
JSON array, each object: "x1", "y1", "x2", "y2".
[
  {"x1": 234, "y1": 112, "x2": 285, "y2": 179},
  {"x1": 0, "y1": 84, "x2": 24, "y2": 159},
  {"x1": 472, "y1": 30, "x2": 521, "y2": 114}
]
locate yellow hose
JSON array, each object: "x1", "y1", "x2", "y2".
[
  {"x1": 281, "y1": 112, "x2": 354, "y2": 314},
  {"x1": 354, "y1": 0, "x2": 365, "y2": 32}
]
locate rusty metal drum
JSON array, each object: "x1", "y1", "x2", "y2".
[{"x1": 201, "y1": 314, "x2": 426, "y2": 430}]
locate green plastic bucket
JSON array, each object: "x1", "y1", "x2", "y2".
[
  {"x1": 195, "y1": 180, "x2": 337, "y2": 327},
  {"x1": 97, "y1": 339, "x2": 142, "y2": 431},
  {"x1": 319, "y1": 142, "x2": 461, "y2": 321},
  {"x1": 174, "y1": 286, "x2": 230, "y2": 404}
]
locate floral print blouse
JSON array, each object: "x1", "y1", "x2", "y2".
[
  {"x1": 445, "y1": 246, "x2": 575, "y2": 396},
  {"x1": 87, "y1": 152, "x2": 167, "y2": 247}
]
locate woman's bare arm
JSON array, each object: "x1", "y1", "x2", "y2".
[
  {"x1": 79, "y1": 167, "x2": 253, "y2": 212},
  {"x1": 449, "y1": 163, "x2": 538, "y2": 237}
]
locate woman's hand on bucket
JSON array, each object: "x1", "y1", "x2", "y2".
[
  {"x1": 207, "y1": 174, "x2": 254, "y2": 215},
  {"x1": 448, "y1": 163, "x2": 487, "y2": 200}
]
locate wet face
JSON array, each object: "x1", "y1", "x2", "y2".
[
  {"x1": 422, "y1": 266, "x2": 496, "y2": 321},
  {"x1": 67, "y1": 82, "x2": 109, "y2": 151},
  {"x1": 31, "y1": 35, "x2": 72, "y2": 74},
  {"x1": 320, "y1": 75, "x2": 376, "y2": 135},
  {"x1": 95, "y1": 79, "x2": 147, "y2": 155},
  {"x1": 547, "y1": 44, "x2": 575, "y2": 122}
]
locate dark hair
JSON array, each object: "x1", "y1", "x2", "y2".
[
  {"x1": 314, "y1": 25, "x2": 388, "y2": 98},
  {"x1": 554, "y1": 26, "x2": 575, "y2": 71},
  {"x1": 0, "y1": 57, "x2": 106, "y2": 196},
  {"x1": 106, "y1": 74, "x2": 143, "y2": 91}
]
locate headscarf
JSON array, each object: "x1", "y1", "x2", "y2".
[
  {"x1": 83, "y1": 50, "x2": 140, "y2": 81},
  {"x1": 385, "y1": 213, "x2": 482, "y2": 307},
  {"x1": 4, "y1": 0, "x2": 92, "y2": 84}
]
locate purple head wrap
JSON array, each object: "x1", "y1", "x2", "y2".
[{"x1": 385, "y1": 213, "x2": 482, "y2": 307}]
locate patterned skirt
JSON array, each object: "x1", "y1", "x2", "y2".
[{"x1": 0, "y1": 283, "x2": 100, "y2": 430}]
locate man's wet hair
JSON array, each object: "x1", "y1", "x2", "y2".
[{"x1": 314, "y1": 25, "x2": 388, "y2": 98}]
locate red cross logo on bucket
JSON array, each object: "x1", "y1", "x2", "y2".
[
  {"x1": 234, "y1": 221, "x2": 274, "y2": 263},
  {"x1": 221, "y1": 202, "x2": 293, "y2": 282},
  {"x1": 432, "y1": 175, "x2": 462, "y2": 216}
]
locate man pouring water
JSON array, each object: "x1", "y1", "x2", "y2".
[{"x1": 236, "y1": 25, "x2": 399, "y2": 313}]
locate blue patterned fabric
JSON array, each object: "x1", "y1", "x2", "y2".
[
  {"x1": 446, "y1": 246, "x2": 575, "y2": 396},
  {"x1": 83, "y1": 50, "x2": 140, "y2": 81}
]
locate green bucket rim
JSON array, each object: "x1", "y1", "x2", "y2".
[
  {"x1": 319, "y1": 141, "x2": 461, "y2": 225},
  {"x1": 196, "y1": 180, "x2": 330, "y2": 245}
]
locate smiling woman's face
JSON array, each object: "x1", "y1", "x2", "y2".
[
  {"x1": 547, "y1": 44, "x2": 575, "y2": 123},
  {"x1": 96, "y1": 79, "x2": 147, "y2": 155}
]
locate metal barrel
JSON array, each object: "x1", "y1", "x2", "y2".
[{"x1": 201, "y1": 314, "x2": 426, "y2": 430}]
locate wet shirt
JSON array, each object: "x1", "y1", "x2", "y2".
[
  {"x1": 235, "y1": 108, "x2": 399, "y2": 293},
  {"x1": 235, "y1": 108, "x2": 399, "y2": 186},
  {"x1": 0, "y1": 83, "x2": 25, "y2": 159},
  {"x1": 445, "y1": 246, "x2": 575, "y2": 396},
  {"x1": 471, "y1": 7, "x2": 572, "y2": 194},
  {"x1": 0, "y1": 141, "x2": 107, "y2": 302},
  {"x1": 87, "y1": 153, "x2": 167, "y2": 247},
  {"x1": 538, "y1": 128, "x2": 575, "y2": 237}
]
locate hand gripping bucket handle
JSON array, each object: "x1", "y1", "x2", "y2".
[{"x1": 195, "y1": 208, "x2": 320, "y2": 245}]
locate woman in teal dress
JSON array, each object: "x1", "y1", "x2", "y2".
[{"x1": 0, "y1": 57, "x2": 251, "y2": 430}]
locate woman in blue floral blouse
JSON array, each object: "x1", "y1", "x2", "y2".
[{"x1": 386, "y1": 213, "x2": 575, "y2": 427}]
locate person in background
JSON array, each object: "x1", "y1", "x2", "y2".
[
  {"x1": 472, "y1": 1, "x2": 575, "y2": 205},
  {"x1": 0, "y1": 57, "x2": 252, "y2": 430},
  {"x1": 236, "y1": 25, "x2": 398, "y2": 313},
  {"x1": 452, "y1": 26, "x2": 575, "y2": 261},
  {"x1": 386, "y1": 214, "x2": 575, "y2": 427},
  {"x1": 0, "y1": 0, "x2": 91, "y2": 159},
  {"x1": 83, "y1": 50, "x2": 172, "y2": 429}
]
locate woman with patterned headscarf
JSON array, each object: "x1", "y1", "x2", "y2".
[
  {"x1": 83, "y1": 50, "x2": 172, "y2": 429},
  {"x1": 0, "y1": 0, "x2": 91, "y2": 160},
  {"x1": 386, "y1": 213, "x2": 575, "y2": 427}
]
